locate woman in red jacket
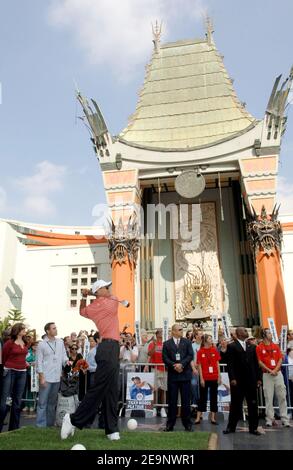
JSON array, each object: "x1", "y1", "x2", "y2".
[
  {"x1": 0, "y1": 323, "x2": 28, "y2": 432},
  {"x1": 195, "y1": 334, "x2": 221, "y2": 425}
]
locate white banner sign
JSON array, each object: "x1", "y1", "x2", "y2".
[
  {"x1": 135, "y1": 321, "x2": 141, "y2": 346},
  {"x1": 211, "y1": 315, "x2": 218, "y2": 343},
  {"x1": 126, "y1": 372, "x2": 155, "y2": 411},
  {"x1": 280, "y1": 325, "x2": 288, "y2": 353},
  {"x1": 221, "y1": 314, "x2": 230, "y2": 340},
  {"x1": 268, "y1": 318, "x2": 279, "y2": 344},
  {"x1": 163, "y1": 318, "x2": 169, "y2": 343},
  {"x1": 30, "y1": 365, "x2": 39, "y2": 392},
  {"x1": 83, "y1": 338, "x2": 90, "y2": 360}
]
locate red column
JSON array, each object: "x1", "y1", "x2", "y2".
[
  {"x1": 111, "y1": 259, "x2": 135, "y2": 333},
  {"x1": 256, "y1": 248, "x2": 288, "y2": 333}
]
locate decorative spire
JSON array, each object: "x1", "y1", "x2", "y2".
[
  {"x1": 152, "y1": 20, "x2": 162, "y2": 52},
  {"x1": 265, "y1": 65, "x2": 293, "y2": 140},
  {"x1": 205, "y1": 15, "x2": 214, "y2": 46}
]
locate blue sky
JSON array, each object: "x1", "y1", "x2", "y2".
[{"x1": 0, "y1": 0, "x2": 292, "y2": 226}]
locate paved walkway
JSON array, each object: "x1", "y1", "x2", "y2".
[{"x1": 3, "y1": 411, "x2": 293, "y2": 450}]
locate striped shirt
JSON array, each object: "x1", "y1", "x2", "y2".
[{"x1": 81, "y1": 295, "x2": 120, "y2": 341}]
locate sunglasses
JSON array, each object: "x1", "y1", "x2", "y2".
[{"x1": 70, "y1": 348, "x2": 78, "y2": 351}]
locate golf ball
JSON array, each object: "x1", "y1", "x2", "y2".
[
  {"x1": 71, "y1": 444, "x2": 86, "y2": 450},
  {"x1": 127, "y1": 418, "x2": 138, "y2": 430}
]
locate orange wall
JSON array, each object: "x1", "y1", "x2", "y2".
[
  {"x1": 111, "y1": 260, "x2": 135, "y2": 333},
  {"x1": 256, "y1": 249, "x2": 288, "y2": 332}
]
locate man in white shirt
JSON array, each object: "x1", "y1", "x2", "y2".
[{"x1": 36, "y1": 322, "x2": 68, "y2": 427}]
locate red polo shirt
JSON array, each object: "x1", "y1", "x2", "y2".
[
  {"x1": 197, "y1": 346, "x2": 220, "y2": 381},
  {"x1": 148, "y1": 340, "x2": 164, "y2": 371},
  {"x1": 256, "y1": 342, "x2": 282, "y2": 371},
  {"x1": 80, "y1": 295, "x2": 120, "y2": 341}
]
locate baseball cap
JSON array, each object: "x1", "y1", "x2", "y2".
[{"x1": 91, "y1": 279, "x2": 112, "y2": 294}]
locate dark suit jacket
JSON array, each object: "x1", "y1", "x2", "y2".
[
  {"x1": 226, "y1": 340, "x2": 262, "y2": 386},
  {"x1": 162, "y1": 338, "x2": 193, "y2": 382}
]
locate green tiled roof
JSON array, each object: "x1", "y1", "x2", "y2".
[{"x1": 118, "y1": 38, "x2": 256, "y2": 150}]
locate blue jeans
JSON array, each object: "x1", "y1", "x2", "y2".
[
  {"x1": 36, "y1": 382, "x2": 60, "y2": 427},
  {"x1": 0, "y1": 369, "x2": 27, "y2": 432}
]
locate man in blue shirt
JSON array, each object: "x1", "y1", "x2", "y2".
[{"x1": 130, "y1": 377, "x2": 154, "y2": 400}]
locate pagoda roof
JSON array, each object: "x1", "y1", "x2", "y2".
[{"x1": 118, "y1": 37, "x2": 257, "y2": 151}]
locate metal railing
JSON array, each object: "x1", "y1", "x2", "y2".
[{"x1": 118, "y1": 362, "x2": 293, "y2": 416}]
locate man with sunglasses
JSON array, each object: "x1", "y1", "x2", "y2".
[
  {"x1": 61, "y1": 279, "x2": 127, "y2": 441},
  {"x1": 162, "y1": 324, "x2": 194, "y2": 432}
]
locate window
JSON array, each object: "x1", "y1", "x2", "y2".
[{"x1": 69, "y1": 265, "x2": 99, "y2": 309}]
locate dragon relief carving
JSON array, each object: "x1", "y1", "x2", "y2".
[
  {"x1": 247, "y1": 204, "x2": 283, "y2": 256},
  {"x1": 107, "y1": 215, "x2": 140, "y2": 267},
  {"x1": 176, "y1": 268, "x2": 213, "y2": 321}
]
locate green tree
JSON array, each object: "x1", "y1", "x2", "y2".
[
  {"x1": 0, "y1": 316, "x2": 11, "y2": 337},
  {"x1": 0, "y1": 309, "x2": 27, "y2": 339},
  {"x1": 7, "y1": 309, "x2": 25, "y2": 323}
]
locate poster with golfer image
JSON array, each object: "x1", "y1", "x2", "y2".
[{"x1": 126, "y1": 372, "x2": 155, "y2": 411}]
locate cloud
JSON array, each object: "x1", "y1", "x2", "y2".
[
  {"x1": 0, "y1": 186, "x2": 7, "y2": 211},
  {"x1": 23, "y1": 196, "x2": 56, "y2": 216},
  {"x1": 16, "y1": 161, "x2": 66, "y2": 216},
  {"x1": 277, "y1": 176, "x2": 293, "y2": 215},
  {"x1": 48, "y1": 0, "x2": 207, "y2": 80}
]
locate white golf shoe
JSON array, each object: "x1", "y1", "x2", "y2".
[
  {"x1": 61, "y1": 413, "x2": 75, "y2": 440},
  {"x1": 107, "y1": 432, "x2": 120, "y2": 441}
]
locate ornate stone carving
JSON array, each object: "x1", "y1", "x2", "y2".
[
  {"x1": 176, "y1": 269, "x2": 213, "y2": 321},
  {"x1": 173, "y1": 202, "x2": 223, "y2": 320},
  {"x1": 247, "y1": 205, "x2": 283, "y2": 256},
  {"x1": 107, "y1": 216, "x2": 140, "y2": 267}
]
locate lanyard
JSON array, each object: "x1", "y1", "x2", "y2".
[{"x1": 47, "y1": 341, "x2": 56, "y2": 355}]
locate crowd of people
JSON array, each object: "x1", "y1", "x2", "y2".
[{"x1": 0, "y1": 280, "x2": 292, "y2": 440}]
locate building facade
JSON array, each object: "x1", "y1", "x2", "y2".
[
  {"x1": 78, "y1": 26, "x2": 292, "y2": 333},
  {"x1": 1, "y1": 27, "x2": 292, "y2": 336}
]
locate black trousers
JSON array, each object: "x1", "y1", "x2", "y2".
[
  {"x1": 227, "y1": 382, "x2": 258, "y2": 432},
  {"x1": 198, "y1": 380, "x2": 218, "y2": 412},
  {"x1": 167, "y1": 379, "x2": 191, "y2": 429},
  {"x1": 70, "y1": 340, "x2": 120, "y2": 435}
]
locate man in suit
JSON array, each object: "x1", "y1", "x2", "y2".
[
  {"x1": 162, "y1": 324, "x2": 194, "y2": 431},
  {"x1": 224, "y1": 327, "x2": 262, "y2": 435}
]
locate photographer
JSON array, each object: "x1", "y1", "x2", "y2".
[{"x1": 120, "y1": 334, "x2": 138, "y2": 364}]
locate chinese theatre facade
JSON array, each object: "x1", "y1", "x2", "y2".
[{"x1": 78, "y1": 24, "x2": 292, "y2": 333}]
